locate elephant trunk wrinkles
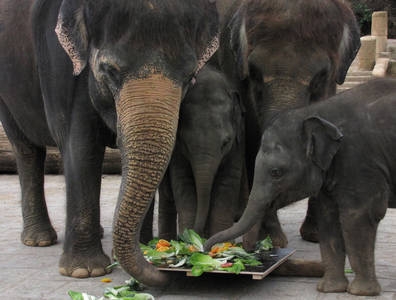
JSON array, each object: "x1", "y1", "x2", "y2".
[
  {"x1": 192, "y1": 162, "x2": 218, "y2": 235},
  {"x1": 261, "y1": 79, "x2": 309, "y2": 129},
  {"x1": 113, "y1": 74, "x2": 181, "y2": 287},
  {"x1": 204, "y1": 194, "x2": 264, "y2": 251}
]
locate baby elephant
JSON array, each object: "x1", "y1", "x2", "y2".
[
  {"x1": 205, "y1": 78, "x2": 396, "y2": 296},
  {"x1": 158, "y1": 63, "x2": 245, "y2": 239}
]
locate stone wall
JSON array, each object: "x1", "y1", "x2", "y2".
[{"x1": 349, "y1": 0, "x2": 396, "y2": 38}]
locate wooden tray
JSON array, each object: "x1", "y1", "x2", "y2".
[{"x1": 157, "y1": 248, "x2": 296, "y2": 280}]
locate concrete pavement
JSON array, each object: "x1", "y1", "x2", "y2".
[{"x1": 0, "y1": 175, "x2": 395, "y2": 299}]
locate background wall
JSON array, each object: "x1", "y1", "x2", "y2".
[{"x1": 349, "y1": 0, "x2": 396, "y2": 38}]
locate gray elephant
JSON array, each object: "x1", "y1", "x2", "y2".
[
  {"x1": 205, "y1": 78, "x2": 396, "y2": 296},
  {"x1": 0, "y1": 0, "x2": 220, "y2": 287},
  {"x1": 158, "y1": 63, "x2": 245, "y2": 239},
  {"x1": 215, "y1": 0, "x2": 361, "y2": 247}
]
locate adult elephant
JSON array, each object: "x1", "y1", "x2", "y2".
[
  {"x1": 216, "y1": 0, "x2": 361, "y2": 247},
  {"x1": 158, "y1": 63, "x2": 245, "y2": 239},
  {"x1": 0, "y1": 0, "x2": 219, "y2": 287}
]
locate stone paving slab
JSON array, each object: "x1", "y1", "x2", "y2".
[{"x1": 0, "y1": 175, "x2": 395, "y2": 300}]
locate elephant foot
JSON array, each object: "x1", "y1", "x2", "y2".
[
  {"x1": 242, "y1": 224, "x2": 260, "y2": 251},
  {"x1": 59, "y1": 250, "x2": 111, "y2": 278},
  {"x1": 259, "y1": 225, "x2": 288, "y2": 248},
  {"x1": 21, "y1": 223, "x2": 57, "y2": 247},
  {"x1": 347, "y1": 276, "x2": 381, "y2": 296},
  {"x1": 317, "y1": 275, "x2": 348, "y2": 293},
  {"x1": 300, "y1": 215, "x2": 319, "y2": 243},
  {"x1": 269, "y1": 230, "x2": 288, "y2": 248}
]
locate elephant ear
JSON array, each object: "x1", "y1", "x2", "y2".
[
  {"x1": 229, "y1": 6, "x2": 249, "y2": 80},
  {"x1": 55, "y1": 0, "x2": 88, "y2": 76},
  {"x1": 335, "y1": 17, "x2": 361, "y2": 84},
  {"x1": 303, "y1": 116, "x2": 343, "y2": 171}
]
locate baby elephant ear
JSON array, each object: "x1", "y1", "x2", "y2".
[
  {"x1": 303, "y1": 116, "x2": 343, "y2": 171},
  {"x1": 55, "y1": 0, "x2": 88, "y2": 76}
]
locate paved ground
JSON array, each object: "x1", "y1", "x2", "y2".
[{"x1": 0, "y1": 174, "x2": 395, "y2": 300}]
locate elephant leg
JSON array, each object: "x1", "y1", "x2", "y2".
[
  {"x1": 316, "y1": 192, "x2": 348, "y2": 293},
  {"x1": 175, "y1": 182, "x2": 196, "y2": 235},
  {"x1": 169, "y1": 153, "x2": 196, "y2": 235},
  {"x1": 257, "y1": 208, "x2": 288, "y2": 248},
  {"x1": 300, "y1": 196, "x2": 319, "y2": 243},
  {"x1": 59, "y1": 139, "x2": 110, "y2": 278},
  {"x1": 242, "y1": 222, "x2": 260, "y2": 251},
  {"x1": 57, "y1": 108, "x2": 111, "y2": 278},
  {"x1": 158, "y1": 170, "x2": 177, "y2": 240},
  {"x1": 340, "y1": 195, "x2": 385, "y2": 296},
  {"x1": 207, "y1": 160, "x2": 242, "y2": 237},
  {"x1": 0, "y1": 98, "x2": 57, "y2": 247}
]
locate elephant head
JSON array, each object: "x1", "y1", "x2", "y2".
[
  {"x1": 219, "y1": 0, "x2": 361, "y2": 131},
  {"x1": 55, "y1": 0, "x2": 219, "y2": 286},
  {"x1": 205, "y1": 113, "x2": 343, "y2": 249},
  {"x1": 173, "y1": 64, "x2": 243, "y2": 235}
]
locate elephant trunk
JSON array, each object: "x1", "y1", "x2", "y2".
[
  {"x1": 260, "y1": 79, "x2": 309, "y2": 129},
  {"x1": 204, "y1": 190, "x2": 266, "y2": 251},
  {"x1": 113, "y1": 73, "x2": 181, "y2": 287},
  {"x1": 192, "y1": 162, "x2": 218, "y2": 235}
]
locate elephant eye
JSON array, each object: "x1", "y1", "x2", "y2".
[{"x1": 270, "y1": 168, "x2": 283, "y2": 179}]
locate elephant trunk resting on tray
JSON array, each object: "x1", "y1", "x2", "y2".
[{"x1": 205, "y1": 78, "x2": 396, "y2": 296}]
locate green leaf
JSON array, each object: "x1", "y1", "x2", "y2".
[
  {"x1": 219, "y1": 259, "x2": 245, "y2": 274},
  {"x1": 190, "y1": 253, "x2": 221, "y2": 267},
  {"x1": 190, "y1": 264, "x2": 215, "y2": 276},
  {"x1": 256, "y1": 236, "x2": 273, "y2": 251},
  {"x1": 239, "y1": 258, "x2": 262, "y2": 267},
  {"x1": 179, "y1": 229, "x2": 205, "y2": 252},
  {"x1": 169, "y1": 257, "x2": 187, "y2": 268},
  {"x1": 222, "y1": 246, "x2": 256, "y2": 260},
  {"x1": 106, "y1": 261, "x2": 120, "y2": 271},
  {"x1": 68, "y1": 290, "x2": 99, "y2": 300},
  {"x1": 345, "y1": 268, "x2": 354, "y2": 274}
]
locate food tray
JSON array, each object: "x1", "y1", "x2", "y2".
[{"x1": 157, "y1": 248, "x2": 296, "y2": 280}]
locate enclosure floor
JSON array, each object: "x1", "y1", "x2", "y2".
[{"x1": 1, "y1": 175, "x2": 395, "y2": 299}]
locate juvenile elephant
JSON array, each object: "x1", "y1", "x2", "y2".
[
  {"x1": 158, "y1": 63, "x2": 245, "y2": 239},
  {"x1": 0, "y1": 0, "x2": 219, "y2": 286},
  {"x1": 216, "y1": 0, "x2": 361, "y2": 247},
  {"x1": 205, "y1": 78, "x2": 396, "y2": 296}
]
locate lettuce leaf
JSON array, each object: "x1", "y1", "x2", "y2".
[{"x1": 179, "y1": 229, "x2": 205, "y2": 252}]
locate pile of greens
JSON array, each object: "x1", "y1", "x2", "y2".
[
  {"x1": 68, "y1": 230, "x2": 273, "y2": 299},
  {"x1": 68, "y1": 278, "x2": 154, "y2": 300},
  {"x1": 140, "y1": 229, "x2": 273, "y2": 276}
]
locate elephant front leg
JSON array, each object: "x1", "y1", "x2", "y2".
[
  {"x1": 257, "y1": 208, "x2": 288, "y2": 248},
  {"x1": 158, "y1": 170, "x2": 177, "y2": 241},
  {"x1": 169, "y1": 152, "x2": 196, "y2": 234},
  {"x1": 316, "y1": 192, "x2": 348, "y2": 293},
  {"x1": 0, "y1": 106, "x2": 57, "y2": 247},
  {"x1": 300, "y1": 196, "x2": 319, "y2": 243},
  {"x1": 59, "y1": 139, "x2": 110, "y2": 278}
]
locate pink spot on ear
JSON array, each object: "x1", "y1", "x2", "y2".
[{"x1": 55, "y1": 16, "x2": 85, "y2": 76}]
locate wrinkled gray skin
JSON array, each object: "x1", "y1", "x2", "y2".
[
  {"x1": 205, "y1": 78, "x2": 396, "y2": 296},
  {"x1": 0, "y1": 0, "x2": 219, "y2": 287},
  {"x1": 158, "y1": 63, "x2": 245, "y2": 239},
  {"x1": 215, "y1": 0, "x2": 361, "y2": 248}
]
